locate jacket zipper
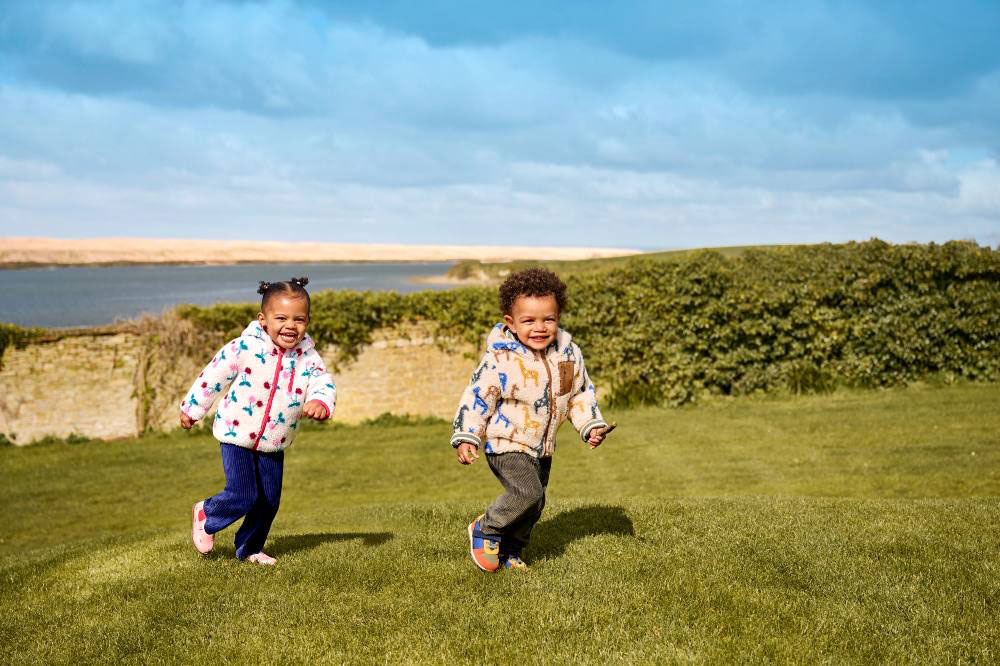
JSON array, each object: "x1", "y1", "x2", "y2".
[
  {"x1": 253, "y1": 350, "x2": 283, "y2": 450},
  {"x1": 538, "y1": 350, "x2": 555, "y2": 455}
]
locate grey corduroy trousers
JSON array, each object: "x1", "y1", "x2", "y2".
[{"x1": 482, "y1": 451, "x2": 552, "y2": 555}]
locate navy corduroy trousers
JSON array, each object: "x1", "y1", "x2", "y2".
[{"x1": 203, "y1": 443, "x2": 284, "y2": 559}]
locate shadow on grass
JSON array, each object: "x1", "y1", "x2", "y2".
[
  {"x1": 268, "y1": 531, "x2": 394, "y2": 556},
  {"x1": 529, "y1": 505, "x2": 635, "y2": 560}
]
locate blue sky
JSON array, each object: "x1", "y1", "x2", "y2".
[{"x1": 1, "y1": 0, "x2": 998, "y2": 248}]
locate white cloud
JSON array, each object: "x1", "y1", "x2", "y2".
[
  {"x1": 958, "y1": 159, "x2": 1000, "y2": 216},
  {"x1": 0, "y1": 2, "x2": 997, "y2": 246}
]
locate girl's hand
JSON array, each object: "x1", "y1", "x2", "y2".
[
  {"x1": 180, "y1": 411, "x2": 196, "y2": 430},
  {"x1": 303, "y1": 400, "x2": 330, "y2": 421},
  {"x1": 456, "y1": 442, "x2": 479, "y2": 465}
]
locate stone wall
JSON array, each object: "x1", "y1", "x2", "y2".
[
  {"x1": 0, "y1": 326, "x2": 479, "y2": 444},
  {"x1": 321, "y1": 327, "x2": 476, "y2": 424},
  {"x1": 0, "y1": 333, "x2": 143, "y2": 443}
]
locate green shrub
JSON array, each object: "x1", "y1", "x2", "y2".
[
  {"x1": 0, "y1": 322, "x2": 43, "y2": 369},
  {"x1": 566, "y1": 240, "x2": 1000, "y2": 404},
  {"x1": 173, "y1": 240, "x2": 1000, "y2": 406}
]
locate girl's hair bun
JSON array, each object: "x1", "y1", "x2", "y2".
[{"x1": 258, "y1": 277, "x2": 311, "y2": 312}]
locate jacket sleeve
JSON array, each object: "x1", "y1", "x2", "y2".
[
  {"x1": 566, "y1": 350, "x2": 608, "y2": 442},
  {"x1": 450, "y1": 353, "x2": 501, "y2": 449},
  {"x1": 180, "y1": 338, "x2": 241, "y2": 422},
  {"x1": 304, "y1": 351, "x2": 336, "y2": 417}
]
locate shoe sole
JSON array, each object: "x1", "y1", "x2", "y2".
[
  {"x1": 246, "y1": 555, "x2": 277, "y2": 565},
  {"x1": 467, "y1": 521, "x2": 497, "y2": 572},
  {"x1": 192, "y1": 503, "x2": 213, "y2": 555}
]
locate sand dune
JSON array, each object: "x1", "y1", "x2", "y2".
[{"x1": 1, "y1": 237, "x2": 641, "y2": 266}]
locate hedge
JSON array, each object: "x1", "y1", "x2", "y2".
[
  {"x1": 171, "y1": 239, "x2": 1000, "y2": 406},
  {"x1": 565, "y1": 240, "x2": 1000, "y2": 404}
]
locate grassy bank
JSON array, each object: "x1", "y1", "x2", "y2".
[
  {"x1": 446, "y1": 244, "x2": 784, "y2": 281},
  {"x1": 2, "y1": 383, "x2": 998, "y2": 663}
]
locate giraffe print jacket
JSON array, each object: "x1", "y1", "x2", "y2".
[
  {"x1": 180, "y1": 322, "x2": 336, "y2": 453},
  {"x1": 450, "y1": 324, "x2": 607, "y2": 458}
]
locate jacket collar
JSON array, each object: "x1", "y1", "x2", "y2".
[
  {"x1": 241, "y1": 321, "x2": 316, "y2": 355},
  {"x1": 485, "y1": 322, "x2": 572, "y2": 358}
]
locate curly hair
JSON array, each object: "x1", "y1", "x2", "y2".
[
  {"x1": 498, "y1": 268, "x2": 568, "y2": 315},
  {"x1": 257, "y1": 276, "x2": 311, "y2": 313}
]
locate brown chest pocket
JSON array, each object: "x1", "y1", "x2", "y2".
[{"x1": 557, "y1": 361, "x2": 575, "y2": 396}]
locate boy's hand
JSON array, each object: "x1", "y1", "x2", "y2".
[
  {"x1": 180, "y1": 411, "x2": 196, "y2": 430},
  {"x1": 588, "y1": 422, "x2": 617, "y2": 449},
  {"x1": 303, "y1": 400, "x2": 330, "y2": 421},
  {"x1": 456, "y1": 442, "x2": 480, "y2": 465}
]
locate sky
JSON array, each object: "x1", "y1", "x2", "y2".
[{"x1": 1, "y1": 0, "x2": 998, "y2": 249}]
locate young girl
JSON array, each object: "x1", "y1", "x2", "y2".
[{"x1": 181, "y1": 277, "x2": 335, "y2": 565}]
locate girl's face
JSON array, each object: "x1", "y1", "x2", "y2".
[
  {"x1": 257, "y1": 294, "x2": 309, "y2": 350},
  {"x1": 503, "y1": 294, "x2": 560, "y2": 351}
]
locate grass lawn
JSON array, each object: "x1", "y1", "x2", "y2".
[{"x1": 2, "y1": 383, "x2": 998, "y2": 664}]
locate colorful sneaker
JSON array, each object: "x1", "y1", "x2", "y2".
[
  {"x1": 246, "y1": 552, "x2": 278, "y2": 565},
  {"x1": 192, "y1": 501, "x2": 213, "y2": 554},
  {"x1": 467, "y1": 515, "x2": 500, "y2": 572},
  {"x1": 501, "y1": 555, "x2": 529, "y2": 571}
]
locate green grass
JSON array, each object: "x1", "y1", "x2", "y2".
[
  {"x1": 447, "y1": 244, "x2": 798, "y2": 280},
  {"x1": 2, "y1": 383, "x2": 999, "y2": 664}
]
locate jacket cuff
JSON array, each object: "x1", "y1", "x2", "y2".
[
  {"x1": 580, "y1": 419, "x2": 608, "y2": 442},
  {"x1": 181, "y1": 403, "x2": 208, "y2": 422},
  {"x1": 451, "y1": 433, "x2": 481, "y2": 449},
  {"x1": 309, "y1": 394, "x2": 335, "y2": 417}
]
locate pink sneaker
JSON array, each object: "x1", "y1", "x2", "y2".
[
  {"x1": 191, "y1": 501, "x2": 213, "y2": 554},
  {"x1": 246, "y1": 552, "x2": 277, "y2": 565}
]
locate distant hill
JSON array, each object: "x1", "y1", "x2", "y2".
[{"x1": 0, "y1": 237, "x2": 641, "y2": 268}]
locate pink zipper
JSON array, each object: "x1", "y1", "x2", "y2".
[{"x1": 253, "y1": 350, "x2": 283, "y2": 450}]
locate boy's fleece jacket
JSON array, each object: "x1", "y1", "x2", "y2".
[
  {"x1": 450, "y1": 324, "x2": 607, "y2": 458},
  {"x1": 180, "y1": 322, "x2": 336, "y2": 453}
]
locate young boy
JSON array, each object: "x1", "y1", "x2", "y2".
[{"x1": 451, "y1": 268, "x2": 612, "y2": 571}]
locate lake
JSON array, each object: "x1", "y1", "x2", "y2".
[{"x1": 0, "y1": 262, "x2": 455, "y2": 328}]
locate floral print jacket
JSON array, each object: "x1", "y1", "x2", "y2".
[{"x1": 181, "y1": 322, "x2": 335, "y2": 452}]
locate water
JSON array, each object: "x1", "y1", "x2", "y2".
[{"x1": 0, "y1": 262, "x2": 456, "y2": 328}]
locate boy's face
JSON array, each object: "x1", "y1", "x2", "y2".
[
  {"x1": 504, "y1": 294, "x2": 560, "y2": 351},
  {"x1": 257, "y1": 294, "x2": 310, "y2": 350}
]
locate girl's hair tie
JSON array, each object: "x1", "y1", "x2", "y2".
[{"x1": 258, "y1": 277, "x2": 311, "y2": 313}]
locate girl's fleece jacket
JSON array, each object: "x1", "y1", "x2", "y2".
[
  {"x1": 450, "y1": 324, "x2": 607, "y2": 458},
  {"x1": 180, "y1": 322, "x2": 336, "y2": 453}
]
